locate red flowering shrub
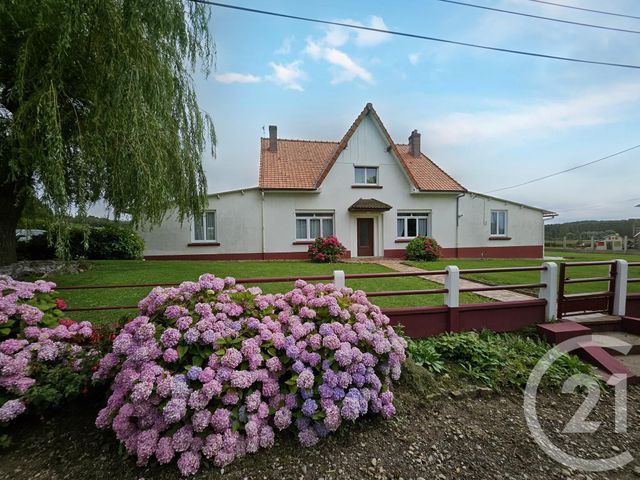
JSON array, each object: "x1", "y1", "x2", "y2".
[
  {"x1": 405, "y1": 236, "x2": 442, "y2": 261},
  {"x1": 307, "y1": 236, "x2": 347, "y2": 263}
]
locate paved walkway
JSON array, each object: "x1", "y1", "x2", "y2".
[{"x1": 358, "y1": 258, "x2": 534, "y2": 302}]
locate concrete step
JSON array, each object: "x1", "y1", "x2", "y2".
[
  {"x1": 590, "y1": 331, "x2": 640, "y2": 355},
  {"x1": 617, "y1": 354, "x2": 640, "y2": 375},
  {"x1": 572, "y1": 314, "x2": 622, "y2": 332},
  {"x1": 576, "y1": 341, "x2": 638, "y2": 384}
]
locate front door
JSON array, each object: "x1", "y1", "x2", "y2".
[{"x1": 357, "y1": 218, "x2": 374, "y2": 256}]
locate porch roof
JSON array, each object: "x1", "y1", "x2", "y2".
[{"x1": 348, "y1": 198, "x2": 392, "y2": 212}]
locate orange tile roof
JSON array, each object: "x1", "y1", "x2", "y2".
[
  {"x1": 395, "y1": 144, "x2": 465, "y2": 192},
  {"x1": 258, "y1": 138, "x2": 338, "y2": 190},
  {"x1": 259, "y1": 103, "x2": 466, "y2": 192}
]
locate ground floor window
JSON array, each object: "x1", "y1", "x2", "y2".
[
  {"x1": 295, "y1": 212, "x2": 334, "y2": 240},
  {"x1": 490, "y1": 210, "x2": 508, "y2": 236},
  {"x1": 193, "y1": 211, "x2": 216, "y2": 241},
  {"x1": 397, "y1": 211, "x2": 429, "y2": 238}
]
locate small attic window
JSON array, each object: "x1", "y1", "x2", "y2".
[{"x1": 354, "y1": 166, "x2": 378, "y2": 185}]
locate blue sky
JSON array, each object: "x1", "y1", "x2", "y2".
[{"x1": 194, "y1": 0, "x2": 640, "y2": 223}]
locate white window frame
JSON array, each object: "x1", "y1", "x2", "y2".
[
  {"x1": 295, "y1": 212, "x2": 335, "y2": 240},
  {"x1": 192, "y1": 210, "x2": 217, "y2": 242},
  {"x1": 354, "y1": 166, "x2": 379, "y2": 185},
  {"x1": 396, "y1": 211, "x2": 430, "y2": 239},
  {"x1": 490, "y1": 210, "x2": 508, "y2": 237}
]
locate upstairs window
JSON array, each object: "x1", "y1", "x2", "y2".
[
  {"x1": 354, "y1": 166, "x2": 378, "y2": 185},
  {"x1": 490, "y1": 210, "x2": 508, "y2": 236},
  {"x1": 295, "y1": 212, "x2": 334, "y2": 240},
  {"x1": 397, "y1": 211, "x2": 429, "y2": 238},
  {"x1": 193, "y1": 211, "x2": 216, "y2": 241}
]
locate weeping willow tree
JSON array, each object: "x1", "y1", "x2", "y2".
[{"x1": 0, "y1": 0, "x2": 215, "y2": 264}]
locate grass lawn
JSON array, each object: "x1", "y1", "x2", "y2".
[
  {"x1": 50, "y1": 260, "x2": 489, "y2": 324},
  {"x1": 407, "y1": 249, "x2": 640, "y2": 296}
]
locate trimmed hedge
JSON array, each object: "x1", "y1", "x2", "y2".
[{"x1": 17, "y1": 225, "x2": 144, "y2": 261}]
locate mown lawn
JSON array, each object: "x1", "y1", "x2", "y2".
[
  {"x1": 50, "y1": 260, "x2": 490, "y2": 324},
  {"x1": 407, "y1": 249, "x2": 640, "y2": 296}
]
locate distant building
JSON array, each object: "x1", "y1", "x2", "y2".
[{"x1": 595, "y1": 234, "x2": 624, "y2": 251}]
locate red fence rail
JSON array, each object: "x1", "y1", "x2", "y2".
[
  {"x1": 557, "y1": 261, "x2": 616, "y2": 319},
  {"x1": 58, "y1": 265, "x2": 548, "y2": 321}
]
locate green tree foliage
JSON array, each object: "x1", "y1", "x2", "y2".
[
  {"x1": 545, "y1": 219, "x2": 640, "y2": 240},
  {"x1": 0, "y1": 0, "x2": 215, "y2": 264}
]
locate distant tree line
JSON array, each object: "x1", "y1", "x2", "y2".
[{"x1": 545, "y1": 219, "x2": 640, "y2": 240}]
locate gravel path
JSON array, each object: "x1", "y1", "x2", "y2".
[{"x1": 1, "y1": 368, "x2": 639, "y2": 480}]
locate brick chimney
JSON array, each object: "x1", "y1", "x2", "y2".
[
  {"x1": 268, "y1": 125, "x2": 277, "y2": 152},
  {"x1": 408, "y1": 129, "x2": 421, "y2": 157}
]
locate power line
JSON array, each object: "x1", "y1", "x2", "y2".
[
  {"x1": 523, "y1": 0, "x2": 640, "y2": 21},
  {"x1": 485, "y1": 144, "x2": 640, "y2": 194},
  {"x1": 190, "y1": 0, "x2": 640, "y2": 70},
  {"x1": 435, "y1": 0, "x2": 640, "y2": 35}
]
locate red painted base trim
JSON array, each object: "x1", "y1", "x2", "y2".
[
  {"x1": 384, "y1": 245, "x2": 543, "y2": 259},
  {"x1": 146, "y1": 245, "x2": 541, "y2": 261},
  {"x1": 382, "y1": 299, "x2": 546, "y2": 338},
  {"x1": 146, "y1": 251, "x2": 352, "y2": 261}
]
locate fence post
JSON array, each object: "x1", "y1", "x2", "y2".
[
  {"x1": 624, "y1": 236, "x2": 628, "y2": 253},
  {"x1": 612, "y1": 259, "x2": 628, "y2": 316},
  {"x1": 333, "y1": 270, "x2": 345, "y2": 288},
  {"x1": 563, "y1": 236, "x2": 567, "y2": 249},
  {"x1": 444, "y1": 265, "x2": 460, "y2": 308},
  {"x1": 539, "y1": 262, "x2": 558, "y2": 322},
  {"x1": 591, "y1": 236, "x2": 594, "y2": 251}
]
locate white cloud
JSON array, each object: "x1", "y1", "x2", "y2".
[
  {"x1": 305, "y1": 40, "x2": 373, "y2": 84},
  {"x1": 274, "y1": 36, "x2": 294, "y2": 55},
  {"x1": 425, "y1": 82, "x2": 640, "y2": 145},
  {"x1": 268, "y1": 61, "x2": 306, "y2": 91},
  {"x1": 322, "y1": 25, "x2": 350, "y2": 48},
  {"x1": 323, "y1": 48, "x2": 373, "y2": 84},
  {"x1": 352, "y1": 15, "x2": 390, "y2": 47},
  {"x1": 408, "y1": 52, "x2": 420, "y2": 65},
  {"x1": 214, "y1": 72, "x2": 261, "y2": 84}
]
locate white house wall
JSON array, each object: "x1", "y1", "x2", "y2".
[
  {"x1": 456, "y1": 193, "x2": 544, "y2": 257},
  {"x1": 140, "y1": 189, "x2": 263, "y2": 258},
  {"x1": 140, "y1": 114, "x2": 545, "y2": 260},
  {"x1": 262, "y1": 115, "x2": 459, "y2": 257}
]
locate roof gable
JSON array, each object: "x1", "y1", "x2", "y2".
[{"x1": 258, "y1": 103, "x2": 465, "y2": 192}]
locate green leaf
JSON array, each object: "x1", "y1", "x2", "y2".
[
  {"x1": 215, "y1": 349, "x2": 226, "y2": 356},
  {"x1": 177, "y1": 345, "x2": 188, "y2": 359}
]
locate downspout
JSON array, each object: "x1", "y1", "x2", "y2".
[
  {"x1": 261, "y1": 191, "x2": 266, "y2": 260},
  {"x1": 455, "y1": 193, "x2": 465, "y2": 258}
]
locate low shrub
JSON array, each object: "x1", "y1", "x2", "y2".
[
  {"x1": 0, "y1": 277, "x2": 100, "y2": 446},
  {"x1": 405, "y1": 236, "x2": 442, "y2": 261},
  {"x1": 17, "y1": 225, "x2": 144, "y2": 261},
  {"x1": 308, "y1": 236, "x2": 347, "y2": 262},
  {"x1": 94, "y1": 274, "x2": 406, "y2": 476},
  {"x1": 407, "y1": 330, "x2": 593, "y2": 390}
]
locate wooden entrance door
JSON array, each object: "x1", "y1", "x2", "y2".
[{"x1": 357, "y1": 218, "x2": 374, "y2": 256}]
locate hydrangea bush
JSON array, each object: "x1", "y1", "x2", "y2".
[
  {"x1": 405, "y1": 236, "x2": 443, "y2": 261},
  {"x1": 0, "y1": 276, "x2": 99, "y2": 445},
  {"x1": 308, "y1": 235, "x2": 347, "y2": 262},
  {"x1": 95, "y1": 274, "x2": 406, "y2": 476}
]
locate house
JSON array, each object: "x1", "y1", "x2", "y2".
[{"x1": 140, "y1": 103, "x2": 555, "y2": 260}]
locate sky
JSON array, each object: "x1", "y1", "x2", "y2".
[{"x1": 192, "y1": 0, "x2": 640, "y2": 224}]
